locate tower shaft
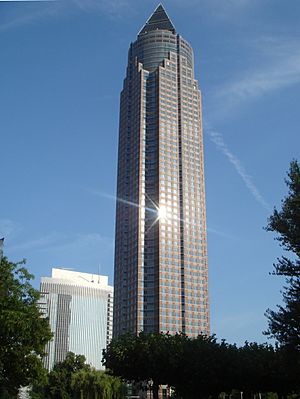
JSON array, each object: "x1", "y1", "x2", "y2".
[{"x1": 113, "y1": 5, "x2": 209, "y2": 338}]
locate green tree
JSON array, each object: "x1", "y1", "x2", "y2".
[
  {"x1": 0, "y1": 256, "x2": 52, "y2": 397},
  {"x1": 265, "y1": 160, "x2": 300, "y2": 351},
  {"x1": 103, "y1": 332, "x2": 188, "y2": 399},
  {"x1": 104, "y1": 332, "x2": 239, "y2": 399},
  {"x1": 103, "y1": 332, "x2": 299, "y2": 398},
  {"x1": 236, "y1": 342, "x2": 278, "y2": 397},
  {"x1": 71, "y1": 368, "x2": 125, "y2": 399},
  {"x1": 174, "y1": 335, "x2": 239, "y2": 399},
  {"x1": 32, "y1": 352, "x2": 126, "y2": 399},
  {"x1": 71, "y1": 368, "x2": 90, "y2": 399},
  {"x1": 45, "y1": 352, "x2": 90, "y2": 398}
]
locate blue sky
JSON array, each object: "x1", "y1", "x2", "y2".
[{"x1": 1, "y1": 0, "x2": 299, "y2": 345}]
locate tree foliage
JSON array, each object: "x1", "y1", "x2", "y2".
[
  {"x1": 103, "y1": 332, "x2": 189, "y2": 399},
  {"x1": 0, "y1": 256, "x2": 52, "y2": 396},
  {"x1": 46, "y1": 352, "x2": 89, "y2": 399},
  {"x1": 265, "y1": 160, "x2": 300, "y2": 351},
  {"x1": 31, "y1": 352, "x2": 126, "y2": 399},
  {"x1": 103, "y1": 332, "x2": 299, "y2": 398}
]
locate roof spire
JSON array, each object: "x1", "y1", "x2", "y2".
[{"x1": 138, "y1": 4, "x2": 176, "y2": 36}]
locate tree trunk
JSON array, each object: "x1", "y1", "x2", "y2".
[{"x1": 152, "y1": 383, "x2": 159, "y2": 399}]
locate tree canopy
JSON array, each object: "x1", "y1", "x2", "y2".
[
  {"x1": 31, "y1": 352, "x2": 126, "y2": 399},
  {"x1": 0, "y1": 256, "x2": 52, "y2": 397},
  {"x1": 265, "y1": 160, "x2": 300, "y2": 351},
  {"x1": 103, "y1": 332, "x2": 298, "y2": 399}
]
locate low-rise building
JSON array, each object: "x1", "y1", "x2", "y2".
[{"x1": 40, "y1": 268, "x2": 113, "y2": 370}]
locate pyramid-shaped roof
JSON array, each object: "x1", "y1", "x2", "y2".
[{"x1": 139, "y1": 4, "x2": 176, "y2": 36}]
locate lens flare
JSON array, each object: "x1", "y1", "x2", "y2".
[{"x1": 157, "y1": 205, "x2": 167, "y2": 220}]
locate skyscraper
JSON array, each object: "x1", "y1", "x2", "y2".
[
  {"x1": 113, "y1": 5, "x2": 209, "y2": 338},
  {"x1": 40, "y1": 268, "x2": 113, "y2": 370}
]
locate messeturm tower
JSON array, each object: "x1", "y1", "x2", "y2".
[{"x1": 113, "y1": 5, "x2": 209, "y2": 338}]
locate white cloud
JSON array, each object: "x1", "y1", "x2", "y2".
[
  {"x1": 207, "y1": 227, "x2": 237, "y2": 240},
  {"x1": 70, "y1": 0, "x2": 133, "y2": 19},
  {"x1": 43, "y1": 232, "x2": 114, "y2": 253},
  {"x1": 172, "y1": 0, "x2": 256, "y2": 19},
  {"x1": 0, "y1": 219, "x2": 22, "y2": 239},
  {"x1": 0, "y1": 1, "x2": 62, "y2": 32},
  {"x1": 203, "y1": 37, "x2": 299, "y2": 209},
  {"x1": 205, "y1": 124, "x2": 271, "y2": 211},
  {"x1": 0, "y1": 0, "x2": 256, "y2": 32},
  {"x1": 212, "y1": 37, "x2": 300, "y2": 114},
  {"x1": 0, "y1": 0, "x2": 132, "y2": 33},
  {"x1": 8, "y1": 232, "x2": 64, "y2": 252},
  {"x1": 219, "y1": 55, "x2": 300, "y2": 101},
  {"x1": 0, "y1": 0, "x2": 55, "y2": 2},
  {"x1": 7, "y1": 231, "x2": 113, "y2": 254}
]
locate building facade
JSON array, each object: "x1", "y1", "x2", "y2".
[
  {"x1": 113, "y1": 5, "x2": 209, "y2": 338},
  {"x1": 40, "y1": 268, "x2": 113, "y2": 370}
]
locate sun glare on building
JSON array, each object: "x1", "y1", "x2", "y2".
[{"x1": 158, "y1": 205, "x2": 167, "y2": 220}]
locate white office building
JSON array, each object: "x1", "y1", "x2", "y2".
[{"x1": 40, "y1": 268, "x2": 113, "y2": 370}]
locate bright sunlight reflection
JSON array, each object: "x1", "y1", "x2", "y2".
[{"x1": 157, "y1": 205, "x2": 167, "y2": 220}]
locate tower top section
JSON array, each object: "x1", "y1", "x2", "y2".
[{"x1": 138, "y1": 4, "x2": 176, "y2": 36}]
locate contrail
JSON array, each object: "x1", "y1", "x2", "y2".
[{"x1": 204, "y1": 123, "x2": 271, "y2": 211}]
